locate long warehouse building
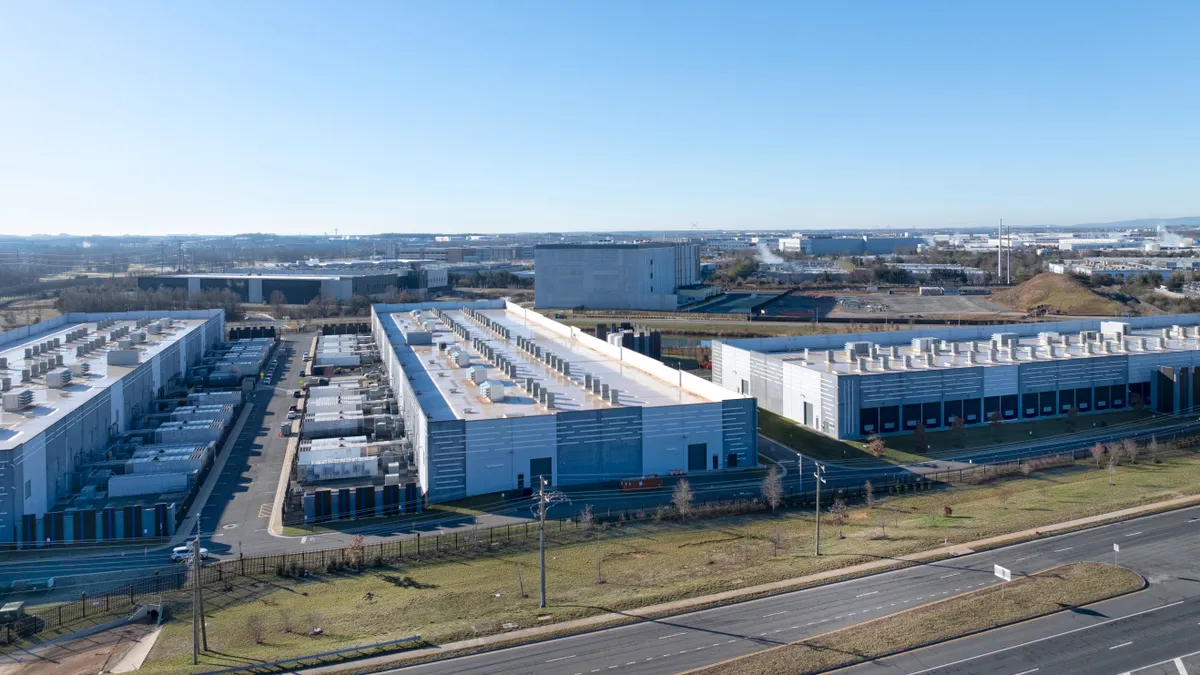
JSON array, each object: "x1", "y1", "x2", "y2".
[
  {"x1": 0, "y1": 310, "x2": 224, "y2": 544},
  {"x1": 372, "y1": 300, "x2": 756, "y2": 503},
  {"x1": 714, "y1": 315, "x2": 1200, "y2": 441}
]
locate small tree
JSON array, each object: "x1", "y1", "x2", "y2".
[
  {"x1": 940, "y1": 504, "x2": 953, "y2": 518},
  {"x1": 988, "y1": 410, "x2": 1004, "y2": 434},
  {"x1": 1064, "y1": 406, "x2": 1079, "y2": 430},
  {"x1": 1090, "y1": 442, "x2": 1106, "y2": 467},
  {"x1": 672, "y1": 479, "x2": 694, "y2": 519},
  {"x1": 247, "y1": 615, "x2": 266, "y2": 644},
  {"x1": 864, "y1": 480, "x2": 875, "y2": 509},
  {"x1": 913, "y1": 421, "x2": 927, "y2": 452},
  {"x1": 1149, "y1": 438, "x2": 1160, "y2": 464},
  {"x1": 829, "y1": 497, "x2": 848, "y2": 539},
  {"x1": 515, "y1": 561, "x2": 527, "y2": 598},
  {"x1": 866, "y1": 434, "x2": 886, "y2": 458},
  {"x1": 268, "y1": 290, "x2": 287, "y2": 317},
  {"x1": 1107, "y1": 449, "x2": 1120, "y2": 486},
  {"x1": 346, "y1": 534, "x2": 366, "y2": 571},
  {"x1": 769, "y1": 526, "x2": 786, "y2": 556},
  {"x1": 1131, "y1": 391, "x2": 1145, "y2": 412},
  {"x1": 579, "y1": 504, "x2": 595, "y2": 534},
  {"x1": 950, "y1": 416, "x2": 965, "y2": 447},
  {"x1": 876, "y1": 511, "x2": 889, "y2": 539},
  {"x1": 761, "y1": 467, "x2": 784, "y2": 511},
  {"x1": 1121, "y1": 438, "x2": 1139, "y2": 465},
  {"x1": 594, "y1": 536, "x2": 606, "y2": 585}
]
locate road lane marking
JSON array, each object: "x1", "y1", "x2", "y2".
[
  {"x1": 1175, "y1": 657, "x2": 1188, "y2": 675},
  {"x1": 1012, "y1": 669, "x2": 1039, "y2": 675},
  {"x1": 1110, "y1": 641, "x2": 1133, "y2": 650},
  {"x1": 902, "y1": 601, "x2": 1183, "y2": 675},
  {"x1": 546, "y1": 655, "x2": 576, "y2": 663},
  {"x1": 856, "y1": 591, "x2": 879, "y2": 597},
  {"x1": 763, "y1": 611, "x2": 786, "y2": 617},
  {"x1": 940, "y1": 572, "x2": 961, "y2": 579},
  {"x1": 1125, "y1": 532, "x2": 1142, "y2": 537},
  {"x1": 300, "y1": 536, "x2": 307, "y2": 544},
  {"x1": 658, "y1": 632, "x2": 685, "y2": 640},
  {"x1": 1053, "y1": 547, "x2": 1073, "y2": 552}
]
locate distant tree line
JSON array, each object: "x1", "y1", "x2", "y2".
[{"x1": 56, "y1": 280, "x2": 245, "y2": 320}]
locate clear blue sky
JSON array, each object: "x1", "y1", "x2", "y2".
[{"x1": 1, "y1": 1, "x2": 1197, "y2": 236}]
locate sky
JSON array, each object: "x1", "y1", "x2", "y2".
[{"x1": 1, "y1": 1, "x2": 1198, "y2": 237}]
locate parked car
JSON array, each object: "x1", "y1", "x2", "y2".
[
  {"x1": 292, "y1": 390, "x2": 302, "y2": 398},
  {"x1": 287, "y1": 411, "x2": 299, "y2": 420},
  {"x1": 171, "y1": 545, "x2": 210, "y2": 563}
]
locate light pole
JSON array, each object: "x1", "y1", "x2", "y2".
[{"x1": 814, "y1": 463, "x2": 826, "y2": 556}]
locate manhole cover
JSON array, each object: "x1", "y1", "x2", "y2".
[{"x1": 222, "y1": 523, "x2": 239, "y2": 530}]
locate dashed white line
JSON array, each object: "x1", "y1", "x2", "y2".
[
  {"x1": 940, "y1": 572, "x2": 962, "y2": 579},
  {"x1": 546, "y1": 655, "x2": 576, "y2": 663},
  {"x1": 658, "y1": 632, "x2": 685, "y2": 640},
  {"x1": 1012, "y1": 669, "x2": 1040, "y2": 675},
  {"x1": 1054, "y1": 547, "x2": 1073, "y2": 552},
  {"x1": 856, "y1": 590, "x2": 879, "y2": 597},
  {"x1": 300, "y1": 536, "x2": 307, "y2": 544},
  {"x1": 1110, "y1": 641, "x2": 1133, "y2": 650},
  {"x1": 763, "y1": 611, "x2": 786, "y2": 617},
  {"x1": 1125, "y1": 532, "x2": 1142, "y2": 537}
]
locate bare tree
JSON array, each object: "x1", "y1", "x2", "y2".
[
  {"x1": 913, "y1": 421, "x2": 927, "y2": 452},
  {"x1": 769, "y1": 526, "x2": 786, "y2": 556},
  {"x1": 672, "y1": 479, "x2": 694, "y2": 519},
  {"x1": 515, "y1": 561, "x2": 527, "y2": 598},
  {"x1": 876, "y1": 511, "x2": 889, "y2": 539},
  {"x1": 1107, "y1": 446, "x2": 1122, "y2": 485},
  {"x1": 346, "y1": 534, "x2": 366, "y2": 571},
  {"x1": 950, "y1": 416, "x2": 965, "y2": 447},
  {"x1": 864, "y1": 480, "x2": 875, "y2": 509},
  {"x1": 829, "y1": 497, "x2": 848, "y2": 539},
  {"x1": 1149, "y1": 438, "x2": 1160, "y2": 464},
  {"x1": 1131, "y1": 392, "x2": 1145, "y2": 412},
  {"x1": 761, "y1": 467, "x2": 784, "y2": 511},
  {"x1": 579, "y1": 504, "x2": 595, "y2": 534},
  {"x1": 1121, "y1": 438, "x2": 1139, "y2": 465},
  {"x1": 1090, "y1": 442, "x2": 1106, "y2": 467},
  {"x1": 594, "y1": 535, "x2": 606, "y2": 585},
  {"x1": 988, "y1": 410, "x2": 1004, "y2": 434},
  {"x1": 866, "y1": 434, "x2": 886, "y2": 457},
  {"x1": 247, "y1": 615, "x2": 267, "y2": 644},
  {"x1": 1066, "y1": 406, "x2": 1079, "y2": 430},
  {"x1": 280, "y1": 608, "x2": 293, "y2": 634},
  {"x1": 940, "y1": 504, "x2": 953, "y2": 518},
  {"x1": 268, "y1": 290, "x2": 287, "y2": 318}
]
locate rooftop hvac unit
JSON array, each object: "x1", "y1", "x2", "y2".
[
  {"x1": 0, "y1": 377, "x2": 9, "y2": 391},
  {"x1": 1100, "y1": 321, "x2": 1130, "y2": 337},
  {"x1": 3, "y1": 389, "x2": 35, "y2": 411},
  {"x1": 479, "y1": 380, "x2": 506, "y2": 402},
  {"x1": 21, "y1": 369, "x2": 31, "y2": 382},
  {"x1": 1079, "y1": 330, "x2": 1099, "y2": 342},
  {"x1": 0, "y1": 357, "x2": 5, "y2": 369},
  {"x1": 991, "y1": 333, "x2": 1019, "y2": 348},
  {"x1": 467, "y1": 366, "x2": 487, "y2": 384},
  {"x1": 46, "y1": 369, "x2": 72, "y2": 388},
  {"x1": 911, "y1": 337, "x2": 936, "y2": 353}
]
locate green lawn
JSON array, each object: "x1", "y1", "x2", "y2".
[
  {"x1": 760, "y1": 407, "x2": 1171, "y2": 466},
  {"x1": 141, "y1": 445, "x2": 1200, "y2": 674}
]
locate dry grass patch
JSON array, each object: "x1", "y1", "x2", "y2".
[{"x1": 692, "y1": 562, "x2": 1144, "y2": 675}]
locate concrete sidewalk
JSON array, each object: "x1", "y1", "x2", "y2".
[{"x1": 300, "y1": 491, "x2": 1200, "y2": 675}]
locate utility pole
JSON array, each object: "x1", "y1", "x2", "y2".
[
  {"x1": 813, "y1": 463, "x2": 826, "y2": 556},
  {"x1": 997, "y1": 218, "x2": 1002, "y2": 281},
  {"x1": 192, "y1": 537, "x2": 207, "y2": 662},
  {"x1": 177, "y1": 242, "x2": 183, "y2": 273},
  {"x1": 161, "y1": 241, "x2": 166, "y2": 274},
  {"x1": 538, "y1": 477, "x2": 547, "y2": 608}
]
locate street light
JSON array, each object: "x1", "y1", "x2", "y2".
[{"x1": 814, "y1": 463, "x2": 826, "y2": 556}]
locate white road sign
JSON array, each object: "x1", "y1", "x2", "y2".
[{"x1": 993, "y1": 564, "x2": 1011, "y2": 581}]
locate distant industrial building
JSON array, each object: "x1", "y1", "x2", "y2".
[
  {"x1": 1050, "y1": 258, "x2": 1200, "y2": 281},
  {"x1": 373, "y1": 300, "x2": 756, "y2": 504},
  {"x1": 138, "y1": 268, "x2": 448, "y2": 304},
  {"x1": 714, "y1": 316, "x2": 1200, "y2": 441},
  {"x1": 777, "y1": 235, "x2": 918, "y2": 256},
  {"x1": 534, "y1": 243, "x2": 701, "y2": 310},
  {"x1": 0, "y1": 310, "x2": 225, "y2": 545}
]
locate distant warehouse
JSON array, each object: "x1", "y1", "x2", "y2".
[
  {"x1": 372, "y1": 300, "x2": 756, "y2": 504},
  {"x1": 534, "y1": 242, "x2": 701, "y2": 311},
  {"x1": 713, "y1": 316, "x2": 1200, "y2": 441},
  {"x1": 137, "y1": 270, "x2": 438, "y2": 305}
]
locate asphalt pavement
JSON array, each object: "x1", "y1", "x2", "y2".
[{"x1": 384, "y1": 504, "x2": 1200, "y2": 675}]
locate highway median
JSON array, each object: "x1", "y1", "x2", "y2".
[{"x1": 688, "y1": 562, "x2": 1145, "y2": 675}]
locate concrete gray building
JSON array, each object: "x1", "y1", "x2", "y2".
[
  {"x1": 372, "y1": 300, "x2": 756, "y2": 504},
  {"x1": 138, "y1": 271, "x2": 401, "y2": 304},
  {"x1": 778, "y1": 235, "x2": 918, "y2": 256},
  {"x1": 714, "y1": 315, "x2": 1200, "y2": 441},
  {"x1": 534, "y1": 243, "x2": 701, "y2": 311},
  {"x1": 0, "y1": 310, "x2": 224, "y2": 544}
]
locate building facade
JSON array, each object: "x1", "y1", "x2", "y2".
[
  {"x1": 714, "y1": 315, "x2": 1200, "y2": 441},
  {"x1": 372, "y1": 301, "x2": 756, "y2": 504},
  {"x1": 139, "y1": 272, "x2": 401, "y2": 304},
  {"x1": 0, "y1": 310, "x2": 225, "y2": 543},
  {"x1": 533, "y1": 243, "x2": 701, "y2": 310}
]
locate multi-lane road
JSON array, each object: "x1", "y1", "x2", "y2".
[{"x1": 388, "y1": 504, "x2": 1200, "y2": 675}]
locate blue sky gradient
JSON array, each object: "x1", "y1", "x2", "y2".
[{"x1": 1, "y1": 1, "x2": 1197, "y2": 235}]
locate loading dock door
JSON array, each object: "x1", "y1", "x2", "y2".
[
  {"x1": 688, "y1": 443, "x2": 708, "y2": 471},
  {"x1": 530, "y1": 458, "x2": 553, "y2": 486}
]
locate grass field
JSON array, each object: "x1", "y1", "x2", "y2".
[
  {"x1": 992, "y1": 273, "x2": 1127, "y2": 316},
  {"x1": 693, "y1": 562, "x2": 1144, "y2": 675},
  {"x1": 759, "y1": 406, "x2": 1170, "y2": 466},
  {"x1": 140, "y1": 445, "x2": 1200, "y2": 674}
]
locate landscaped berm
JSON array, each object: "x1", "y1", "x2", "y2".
[
  {"x1": 992, "y1": 272, "x2": 1127, "y2": 316},
  {"x1": 689, "y1": 562, "x2": 1144, "y2": 675}
]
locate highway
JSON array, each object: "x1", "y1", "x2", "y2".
[{"x1": 386, "y1": 504, "x2": 1200, "y2": 675}]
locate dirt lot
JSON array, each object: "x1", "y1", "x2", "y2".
[{"x1": 829, "y1": 292, "x2": 1024, "y2": 319}]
